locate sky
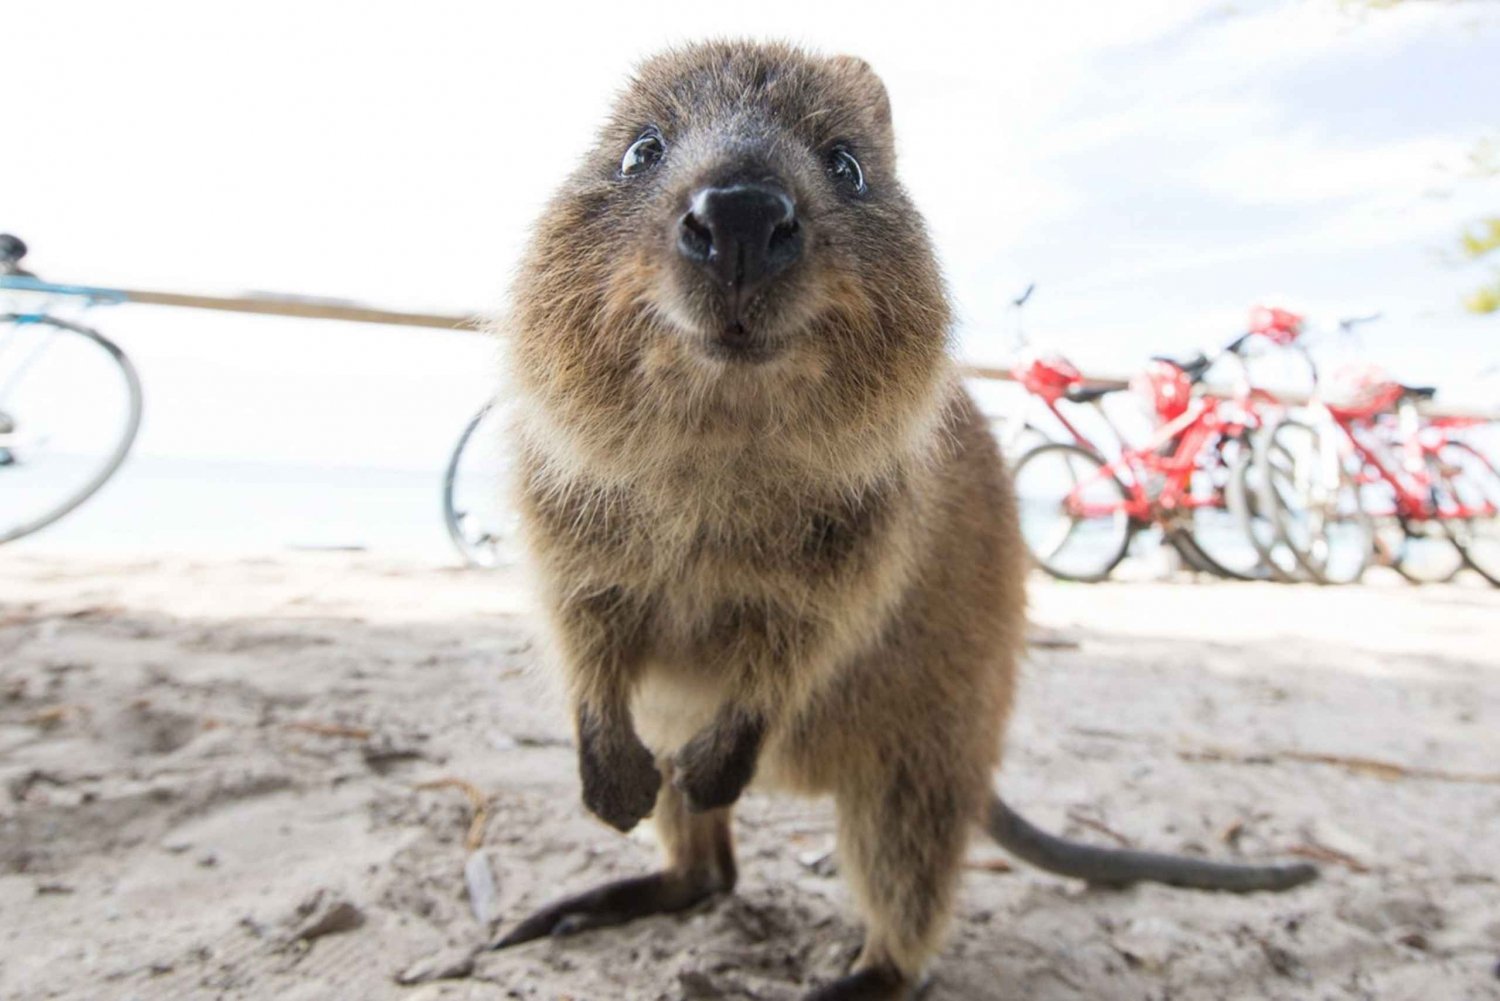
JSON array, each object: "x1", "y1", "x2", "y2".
[{"x1": 4, "y1": 0, "x2": 1499, "y2": 555}]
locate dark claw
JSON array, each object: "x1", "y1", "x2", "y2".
[{"x1": 493, "y1": 871, "x2": 721, "y2": 950}]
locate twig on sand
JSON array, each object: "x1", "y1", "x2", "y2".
[
  {"x1": 1219, "y1": 817, "x2": 1253, "y2": 847},
  {"x1": 1066, "y1": 809, "x2": 1135, "y2": 848},
  {"x1": 416, "y1": 777, "x2": 491, "y2": 851},
  {"x1": 1286, "y1": 840, "x2": 1370, "y2": 874},
  {"x1": 284, "y1": 720, "x2": 373, "y2": 740},
  {"x1": 1027, "y1": 626, "x2": 1081, "y2": 650},
  {"x1": 1071, "y1": 727, "x2": 1500, "y2": 785},
  {"x1": 1186, "y1": 745, "x2": 1500, "y2": 785},
  {"x1": 25, "y1": 705, "x2": 85, "y2": 729}
]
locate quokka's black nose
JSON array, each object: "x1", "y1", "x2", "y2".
[{"x1": 677, "y1": 183, "x2": 801, "y2": 305}]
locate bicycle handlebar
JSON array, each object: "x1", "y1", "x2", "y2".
[
  {"x1": 1338, "y1": 312, "x2": 1382, "y2": 333},
  {"x1": 0, "y1": 234, "x2": 29, "y2": 273}
]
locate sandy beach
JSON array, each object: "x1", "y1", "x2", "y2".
[{"x1": 1, "y1": 553, "x2": 1497, "y2": 1001}]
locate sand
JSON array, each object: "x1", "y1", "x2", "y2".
[{"x1": 1, "y1": 552, "x2": 1497, "y2": 1001}]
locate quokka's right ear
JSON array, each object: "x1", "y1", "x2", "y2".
[{"x1": 827, "y1": 54, "x2": 893, "y2": 134}]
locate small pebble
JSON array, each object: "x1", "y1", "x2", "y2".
[
  {"x1": 285, "y1": 889, "x2": 364, "y2": 942},
  {"x1": 464, "y1": 852, "x2": 501, "y2": 927},
  {"x1": 395, "y1": 946, "x2": 475, "y2": 985}
]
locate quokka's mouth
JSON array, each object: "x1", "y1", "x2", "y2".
[{"x1": 702, "y1": 321, "x2": 779, "y2": 364}]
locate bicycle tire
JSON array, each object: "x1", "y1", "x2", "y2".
[
  {"x1": 1227, "y1": 424, "x2": 1303, "y2": 582},
  {"x1": 442, "y1": 398, "x2": 502, "y2": 568},
  {"x1": 1382, "y1": 514, "x2": 1464, "y2": 585},
  {"x1": 1179, "y1": 434, "x2": 1273, "y2": 582},
  {"x1": 1357, "y1": 448, "x2": 1463, "y2": 585},
  {"x1": 0, "y1": 316, "x2": 142, "y2": 544},
  {"x1": 1011, "y1": 442, "x2": 1133, "y2": 582},
  {"x1": 1435, "y1": 440, "x2": 1500, "y2": 587},
  {"x1": 1164, "y1": 528, "x2": 1231, "y2": 577},
  {"x1": 1256, "y1": 417, "x2": 1371, "y2": 585}
]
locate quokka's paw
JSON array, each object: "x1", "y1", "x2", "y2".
[
  {"x1": 580, "y1": 728, "x2": 661, "y2": 832},
  {"x1": 672, "y1": 713, "x2": 764, "y2": 813}
]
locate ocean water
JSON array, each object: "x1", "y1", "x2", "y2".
[{"x1": 7, "y1": 455, "x2": 468, "y2": 561}]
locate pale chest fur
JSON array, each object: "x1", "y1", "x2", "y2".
[{"x1": 521, "y1": 425, "x2": 932, "y2": 713}]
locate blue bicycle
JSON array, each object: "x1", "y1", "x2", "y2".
[{"x1": 0, "y1": 235, "x2": 143, "y2": 544}]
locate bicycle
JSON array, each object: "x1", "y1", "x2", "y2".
[
  {"x1": 1225, "y1": 308, "x2": 1368, "y2": 585},
  {"x1": 1262, "y1": 370, "x2": 1499, "y2": 586},
  {"x1": 1246, "y1": 307, "x2": 1497, "y2": 586},
  {"x1": 1010, "y1": 330, "x2": 1282, "y2": 582},
  {"x1": 0, "y1": 235, "x2": 143, "y2": 545}
]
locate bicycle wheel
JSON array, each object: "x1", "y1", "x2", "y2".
[
  {"x1": 1434, "y1": 440, "x2": 1500, "y2": 586},
  {"x1": 441, "y1": 397, "x2": 519, "y2": 568},
  {"x1": 1011, "y1": 442, "x2": 1132, "y2": 582},
  {"x1": 1179, "y1": 433, "x2": 1273, "y2": 581},
  {"x1": 1227, "y1": 424, "x2": 1304, "y2": 582},
  {"x1": 0, "y1": 316, "x2": 142, "y2": 544},
  {"x1": 1360, "y1": 463, "x2": 1463, "y2": 585},
  {"x1": 1256, "y1": 417, "x2": 1371, "y2": 585},
  {"x1": 1380, "y1": 512, "x2": 1465, "y2": 584}
]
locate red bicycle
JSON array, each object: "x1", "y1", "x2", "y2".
[
  {"x1": 1011, "y1": 331, "x2": 1282, "y2": 582},
  {"x1": 1258, "y1": 370, "x2": 1500, "y2": 586}
]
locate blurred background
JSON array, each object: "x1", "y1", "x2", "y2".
[{"x1": 4, "y1": 0, "x2": 1497, "y2": 558}]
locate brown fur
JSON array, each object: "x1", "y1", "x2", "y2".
[
  {"x1": 504, "y1": 41, "x2": 1021, "y2": 993},
  {"x1": 498, "y1": 40, "x2": 1307, "y2": 998}
]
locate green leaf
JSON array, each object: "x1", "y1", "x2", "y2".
[
  {"x1": 1463, "y1": 280, "x2": 1500, "y2": 315},
  {"x1": 1459, "y1": 218, "x2": 1500, "y2": 260}
]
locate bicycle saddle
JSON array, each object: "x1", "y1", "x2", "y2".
[
  {"x1": 1399, "y1": 384, "x2": 1436, "y2": 401},
  {"x1": 1064, "y1": 384, "x2": 1115, "y2": 404},
  {"x1": 1150, "y1": 352, "x2": 1213, "y2": 382},
  {"x1": 0, "y1": 234, "x2": 27, "y2": 264}
]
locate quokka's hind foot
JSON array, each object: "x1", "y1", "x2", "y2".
[
  {"x1": 812, "y1": 757, "x2": 975, "y2": 1001},
  {"x1": 493, "y1": 868, "x2": 724, "y2": 947},
  {"x1": 803, "y1": 963, "x2": 930, "y2": 1000},
  {"x1": 497, "y1": 773, "x2": 737, "y2": 948}
]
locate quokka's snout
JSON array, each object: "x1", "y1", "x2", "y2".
[
  {"x1": 654, "y1": 139, "x2": 825, "y2": 359},
  {"x1": 676, "y1": 178, "x2": 802, "y2": 348}
]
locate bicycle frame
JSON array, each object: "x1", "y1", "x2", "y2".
[
  {"x1": 1024, "y1": 327, "x2": 1292, "y2": 525},
  {"x1": 1339, "y1": 417, "x2": 1432, "y2": 520},
  {"x1": 1064, "y1": 392, "x2": 1265, "y2": 522},
  {"x1": 1030, "y1": 393, "x2": 1105, "y2": 455},
  {"x1": 0, "y1": 274, "x2": 129, "y2": 315},
  {"x1": 1326, "y1": 400, "x2": 1497, "y2": 526}
]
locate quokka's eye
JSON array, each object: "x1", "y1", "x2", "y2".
[
  {"x1": 827, "y1": 146, "x2": 867, "y2": 196},
  {"x1": 620, "y1": 129, "x2": 665, "y2": 177}
]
